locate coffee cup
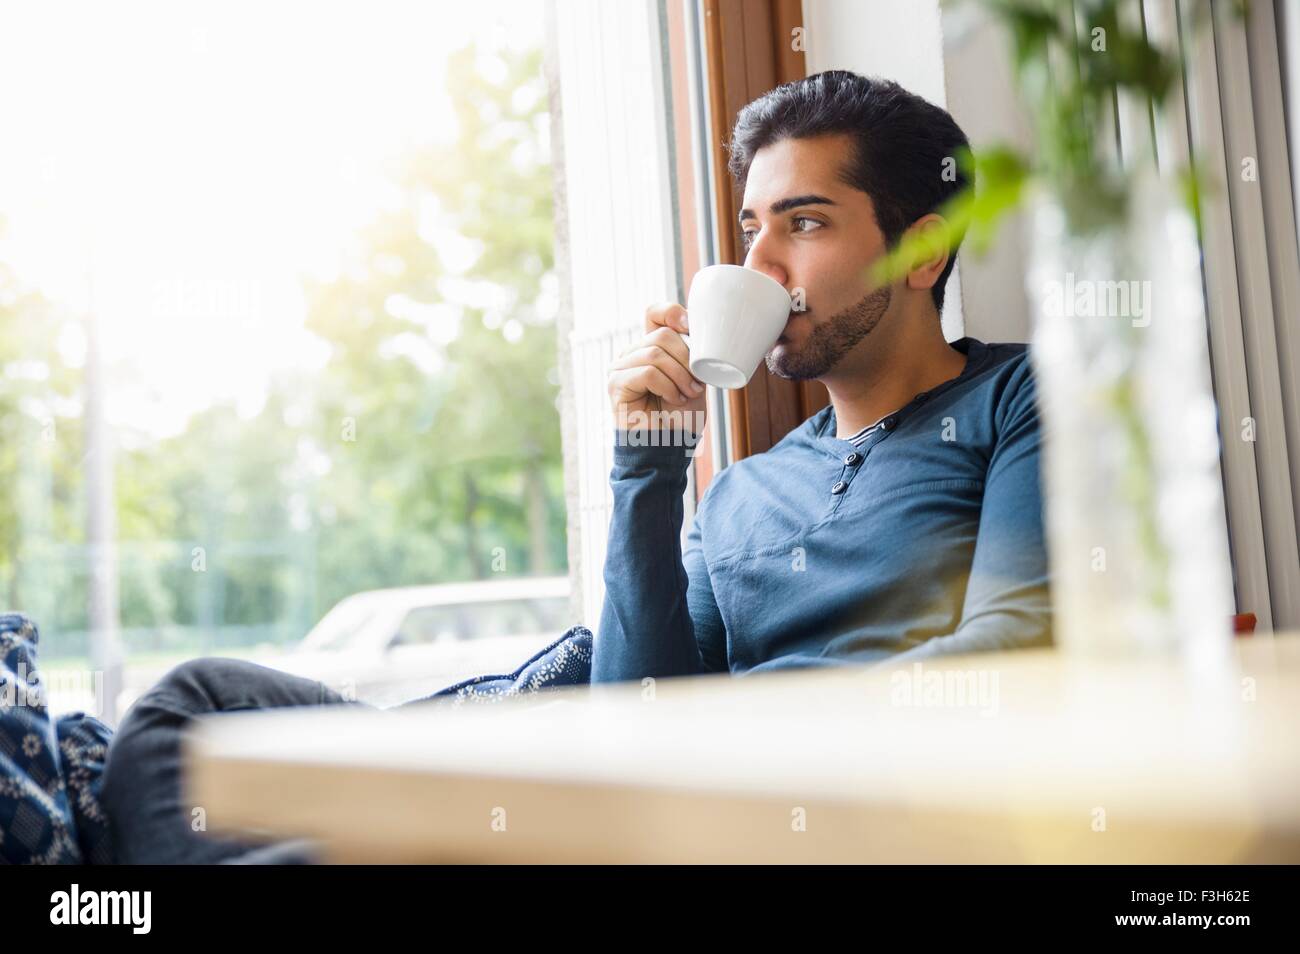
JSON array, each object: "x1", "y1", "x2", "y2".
[{"x1": 681, "y1": 264, "x2": 793, "y2": 389}]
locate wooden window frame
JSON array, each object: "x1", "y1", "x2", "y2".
[{"x1": 666, "y1": 0, "x2": 829, "y2": 497}]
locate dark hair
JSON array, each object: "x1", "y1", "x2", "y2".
[{"x1": 726, "y1": 71, "x2": 972, "y2": 313}]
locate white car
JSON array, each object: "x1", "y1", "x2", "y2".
[{"x1": 254, "y1": 576, "x2": 573, "y2": 707}]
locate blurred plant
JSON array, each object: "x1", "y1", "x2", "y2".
[
  {"x1": 865, "y1": 1, "x2": 1239, "y2": 625},
  {"x1": 869, "y1": 0, "x2": 1247, "y2": 645},
  {"x1": 869, "y1": 0, "x2": 1232, "y2": 288}
]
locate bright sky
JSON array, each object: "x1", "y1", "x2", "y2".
[{"x1": 0, "y1": 0, "x2": 545, "y2": 438}]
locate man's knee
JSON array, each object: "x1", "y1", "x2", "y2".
[
  {"x1": 159, "y1": 655, "x2": 265, "y2": 690},
  {"x1": 109, "y1": 657, "x2": 251, "y2": 756},
  {"x1": 149, "y1": 655, "x2": 360, "y2": 712},
  {"x1": 105, "y1": 658, "x2": 310, "y2": 805},
  {"x1": 116, "y1": 657, "x2": 302, "y2": 729},
  {"x1": 142, "y1": 656, "x2": 263, "y2": 712}
]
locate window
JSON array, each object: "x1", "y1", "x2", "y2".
[
  {"x1": 393, "y1": 606, "x2": 468, "y2": 646},
  {"x1": 392, "y1": 596, "x2": 569, "y2": 647},
  {"x1": 0, "y1": 1, "x2": 569, "y2": 724},
  {"x1": 300, "y1": 597, "x2": 384, "y2": 653}
]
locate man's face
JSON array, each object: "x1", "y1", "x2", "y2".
[{"x1": 739, "y1": 133, "x2": 894, "y2": 380}]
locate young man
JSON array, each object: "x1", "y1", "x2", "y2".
[
  {"x1": 598, "y1": 70, "x2": 1051, "y2": 682},
  {"x1": 80, "y1": 71, "x2": 1044, "y2": 865}
]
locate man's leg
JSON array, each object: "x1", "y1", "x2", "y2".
[{"x1": 101, "y1": 656, "x2": 371, "y2": 864}]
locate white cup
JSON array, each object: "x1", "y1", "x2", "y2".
[{"x1": 682, "y1": 264, "x2": 793, "y2": 389}]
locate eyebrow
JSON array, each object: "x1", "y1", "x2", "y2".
[{"x1": 738, "y1": 194, "x2": 837, "y2": 225}]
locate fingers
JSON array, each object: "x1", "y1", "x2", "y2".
[
  {"x1": 606, "y1": 302, "x2": 704, "y2": 416},
  {"x1": 642, "y1": 324, "x2": 690, "y2": 369},
  {"x1": 608, "y1": 364, "x2": 692, "y2": 406},
  {"x1": 645, "y1": 301, "x2": 689, "y2": 336},
  {"x1": 610, "y1": 342, "x2": 702, "y2": 400}
]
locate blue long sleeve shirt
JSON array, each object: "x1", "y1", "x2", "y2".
[{"x1": 592, "y1": 336, "x2": 1053, "y2": 683}]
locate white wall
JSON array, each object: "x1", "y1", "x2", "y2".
[
  {"x1": 938, "y1": 4, "x2": 1035, "y2": 344},
  {"x1": 801, "y1": 0, "x2": 947, "y2": 105}
]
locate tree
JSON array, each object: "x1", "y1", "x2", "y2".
[{"x1": 301, "y1": 40, "x2": 565, "y2": 607}]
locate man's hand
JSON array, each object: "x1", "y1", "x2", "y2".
[{"x1": 607, "y1": 302, "x2": 707, "y2": 434}]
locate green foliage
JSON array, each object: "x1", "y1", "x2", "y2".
[
  {"x1": 871, "y1": 145, "x2": 1030, "y2": 288},
  {"x1": 0, "y1": 233, "x2": 86, "y2": 619},
  {"x1": 1, "y1": 39, "x2": 567, "y2": 658},
  {"x1": 300, "y1": 42, "x2": 565, "y2": 614},
  {"x1": 870, "y1": 0, "x2": 1225, "y2": 292}
]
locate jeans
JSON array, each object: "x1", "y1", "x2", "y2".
[
  {"x1": 100, "y1": 656, "x2": 380, "y2": 864},
  {"x1": 97, "y1": 625, "x2": 594, "y2": 864}
]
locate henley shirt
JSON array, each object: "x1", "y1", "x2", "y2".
[{"x1": 592, "y1": 336, "x2": 1052, "y2": 682}]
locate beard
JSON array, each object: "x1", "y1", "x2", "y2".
[{"x1": 765, "y1": 283, "x2": 893, "y2": 380}]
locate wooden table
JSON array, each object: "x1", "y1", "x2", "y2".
[{"x1": 183, "y1": 635, "x2": 1300, "y2": 862}]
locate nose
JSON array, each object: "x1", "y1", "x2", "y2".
[{"x1": 743, "y1": 255, "x2": 788, "y2": 290}]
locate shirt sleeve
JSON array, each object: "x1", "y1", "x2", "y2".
[
  {"x1": 684, "y1": 500, "x2": 728, "y2": 672},
  {"x1": 591, "y1": 431, "x2": 727, "y2": 683},
  {"x1": 882, "y1": 359, "x2": 1053, "y2": 664}
]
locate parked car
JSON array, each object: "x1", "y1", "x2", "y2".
[{"x1": 252, "y1": 575, "x2": 573, "y2": 707}]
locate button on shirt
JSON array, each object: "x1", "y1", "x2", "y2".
[
  {"x1": 843, "y1": 414, "x2": 893, "y2": 445},
  {"x1": 593, "y1": 337, "x2": 1052, "y2": 682}
]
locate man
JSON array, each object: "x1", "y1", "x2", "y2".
[
  {"x1": 598, "y1": 70, "x2": 1051, "y2": 682},
  {"x1": 88, "y1": 71, "x2": 1045, "y2": 864}
]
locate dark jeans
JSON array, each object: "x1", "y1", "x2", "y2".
[{"x1": 100, "y1": 656, "x2": 382, "y2": 864}]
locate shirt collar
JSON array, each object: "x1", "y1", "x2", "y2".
[{"x1": 811, "y1": 337, "x2": 991, "y2": 446}]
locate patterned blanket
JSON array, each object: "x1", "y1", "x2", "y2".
[{"x1": 0, "y1": 611, "x2": 594, "y2": 864}]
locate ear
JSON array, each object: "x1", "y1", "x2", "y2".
[{"x1": 903, "y1": 213, "x2": 952, "y2": 294}]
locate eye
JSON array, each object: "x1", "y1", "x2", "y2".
[{"x1": 741, "y1": 215, "x2": 823, "y2": 250}]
